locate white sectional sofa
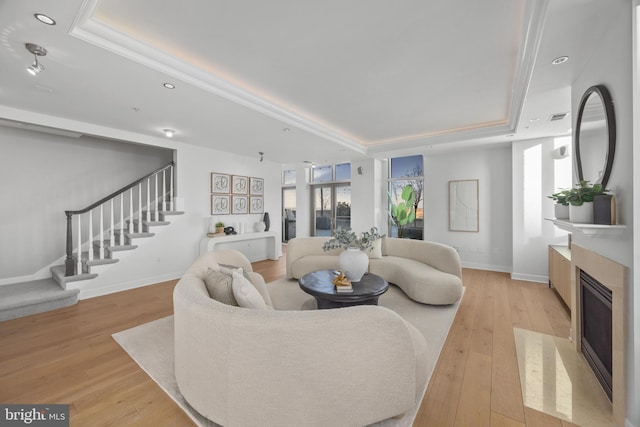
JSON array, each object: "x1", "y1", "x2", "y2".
[
  {"x1": 173, "y1": 250, "x2": 429, "y2": 427},
  {"x1": 287, "y1": 236, "x2": 463, "y2": 305}
]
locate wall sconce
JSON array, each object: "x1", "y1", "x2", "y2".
[
  {"x1": 259, "y1": 151, "x2": 264, "y2": 162},
  {"x1": 25, "y1": 43, "x2": 47, "y2": 76}
]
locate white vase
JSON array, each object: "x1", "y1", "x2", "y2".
[
  {"x1": 554, "y1": 204, "x2": 570, "y2": 220},
  {"x1": 255, "y1": 221, "x2": 266, "y2": 232},
  {"x1": 338, "y1": 248, "x2": 369, "y2": 282},
  {"x1": 569, "y1": 202, "x2": 594, "y2": 224}
]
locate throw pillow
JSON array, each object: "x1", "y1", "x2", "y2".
[
  {"x1": 219, "y1": 263, "x2": 251, "y2": 280},
  {"x1": 203, "y1": 268, "x2": 238, "y2": 306},
  {"x1": 232, "y1": 268, "x2": 268, "y2": 310},
  {"x1": 367, "y1": 238, "x2": 383, "y2": 259}
]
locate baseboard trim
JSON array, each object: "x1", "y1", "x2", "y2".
[
  {"x1": 510, "y1": 272, "x2": 548, "y2": 283},
  {"x1": 460, "y1": 262, "x2": 511, "y2": 273},
  {"x1": 73, "y1": 272, "x2": 182, "y2": 300}
]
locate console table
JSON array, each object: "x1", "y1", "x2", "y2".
[{"x1": 199, "y1": 231, "x2": 279, "y2": 262}]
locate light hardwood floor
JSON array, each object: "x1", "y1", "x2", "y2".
[{"x1": 0, "y1": 253, "x2": 574, "y2": 426}]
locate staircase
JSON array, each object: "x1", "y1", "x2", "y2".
[{"x1": 0, "y1": 162, "x2": 184, "y2": 322}]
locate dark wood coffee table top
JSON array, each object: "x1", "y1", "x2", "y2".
[{"x1": 299, "y1": 270, "x2": 389, "y2": 309}]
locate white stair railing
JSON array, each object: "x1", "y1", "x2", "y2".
[{"x1": 64, "y1": 162, "x2": 176, "y2": 276}]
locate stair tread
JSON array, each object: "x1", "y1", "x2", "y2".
[
  {"x1": 85, "y1": 258, "x2": 119, "y2": 267},
  {"x1": 159, "y1": 211, "x2": 184, "y2": 215},
  {"x1": 107, "y1": 244, "x2": 138, "y2": 252},
  {"x1": 132, "y1": 220, "x2": 171, "y2": 226},
  {"x1": 0, "y1": 279, "x2": 79, "y2": 310},
  {"x1": 126, "y1": 232, "x2": 155, "y2": 238},
  {"x1": 51, "y1": 265, "x2": 98, "y2": 284}
]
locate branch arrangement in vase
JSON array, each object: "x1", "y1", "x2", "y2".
[{"x1": 322, "y1": 227, "x2": 383, "y2": 252}]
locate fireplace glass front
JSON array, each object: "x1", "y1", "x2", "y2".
[{"x1": 580, "y1": 269, "x2": 612, "y2": 401}]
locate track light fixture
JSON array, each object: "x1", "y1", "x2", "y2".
[
  {"x1": 25, "y1": 43, "x2": 47, "y2": 76},
  {"x1": 259, "y1": 151, "x2": 264, "y2": 162}
]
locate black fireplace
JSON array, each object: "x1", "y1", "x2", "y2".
[{"x1": 580, "y1": 269, "x2": 612, "y2": 401}]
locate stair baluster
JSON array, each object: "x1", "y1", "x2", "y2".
[
  {"x1": 154, "y1": 173, "x2": 158, "y2": 221},
  {"x1": 110, "y1": 199, "x2": 115, "y2": 248},
  {"x1": 129, "y1": 189, "x2": 134, "y2": 234},
  {"x1": 169, "y1": 166, "x2": 174, "y2": 211},
  {"x1": 77, "y1": 215, "x2": 82, "y2": 274},
  {"x1": 138, "y1": 182, "x2": 143, "y2": 233},
  {"x1": 163, "y1": 169, "x2": 167, "y2": 211},
  {"x1": 120, "y1": 193, "x2": 125, "y2": 246},
  {"x1": 88, "y1": 210, "x2": 93, "y2": 262},
  {"x1": 99, "y1": 204, "x2": 105, "y2": 259}
]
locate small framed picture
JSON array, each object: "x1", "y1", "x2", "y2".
[
  {"x1": 232, "y1": 175, "x2": 248, "y2": 194},
  {"x1": 211, "y1": 195, "x2": 230, "y2": 215},
  {"x1": 211, "y1": 173, "x2": 230, "y2": 194},
  {"x1": 250, "y1": 196, "x2": 264, "y2": 214},
  {"x1": 249, "y1": 177, "x2": 264, "y2": 195},
  {"x1": 232, "y1": 195, "x2": 248, "y2": 214}
]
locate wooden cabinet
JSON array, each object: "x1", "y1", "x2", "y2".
[{"x1": 548, "y1": 245, "x2": 571, "y2": 310}]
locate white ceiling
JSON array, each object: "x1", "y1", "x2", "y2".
[{"x1": 0, "y1": 0, "x2": 616, "y2": 164}]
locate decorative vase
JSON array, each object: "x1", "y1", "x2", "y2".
[
  {"x1": 255, "y1": 221, "x2": 266, "y2": 232},
  {"x1": 569, "y1": 202, "x2": 594, "y2": 224},
  {"x1": 554, "y1": 204, "x2": 569, "y2": 220},
  {"x1": 263, "y1": 212, "x2": 270, "y2": 231},
  {"x1": 338, "y1": 248, "x2": 369, "y2": 282}
]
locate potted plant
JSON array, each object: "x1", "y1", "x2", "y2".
[
  {"x1": 548, "y1": 189, "x2": 570, "y2": 219},
  {"x1": 388, "y1": 184, "x2": 416, "y2": 238},
  {"x1": 323, "y1": 227, "x2": 382, "y2": 282},
  {"x1": 566, "y1": 181, "x2": 608, "y2": 223},
  {"x1": 215, "y1": 221, "x2": 225, "y2": 234}
]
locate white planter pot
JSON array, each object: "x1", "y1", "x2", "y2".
[
  {"x1": 338, "y1": 248, "x2": 369, "y2": 282},
  {"x1": 569, "y1": 202, "x2": 594, "y2": 224},
  {"x1": 554, "y1": 204, "x2": 570, "y2": 219}
]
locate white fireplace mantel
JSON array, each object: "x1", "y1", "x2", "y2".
[{"x1": 546, "y1": 218, "x2": 626, "y2": 237}]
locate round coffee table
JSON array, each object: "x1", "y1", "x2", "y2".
[{"x1": 299, "y1": 270, "x2": 389, "y2": 309}]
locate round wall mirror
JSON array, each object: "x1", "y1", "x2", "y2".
[{"x1": 574, "y1": 85, "x2": 616, "y2": 188}]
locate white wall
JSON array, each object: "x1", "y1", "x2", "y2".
[
  {"x1": 0, "y1": 126, "x2": 172, "y2": 280},
  {"x1": 424, "y1": 145, "x2": 513, "y2": 272},
  {"x1": 511, "y1": 136, "x2": 572, "y2": 282},
  {"x1": 571, "y1": 2, "x2": 636, "y2": 425},
  {"x1": 350, "y1": 158, "x2": 383, "y2": 233}
]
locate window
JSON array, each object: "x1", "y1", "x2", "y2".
[
  {"x1": 335, "y1": 163, "x2": 351, "y2": 180},
  {"x1": 282, "y1": 169, "x2": 296, "y2": 185},
  {"x1": 311, "y1": 163, "x2": 351, "y2": 183},
  {"x1": 388, "y1": 155, "x2": 424, "y2": 239},
  {"x1": 312, "y1": 165, "x2": 332, "y2": 183}
]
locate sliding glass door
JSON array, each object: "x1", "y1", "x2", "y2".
[{"x1": 312, "y1": 184, "x2": 350, "y2": 236}]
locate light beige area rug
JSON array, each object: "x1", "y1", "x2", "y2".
[{"x1": 112, "y1": 279, "x2": 461, "y2": 427}]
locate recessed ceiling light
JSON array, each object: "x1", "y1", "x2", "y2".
[
  {"x1": 163, "y1": 129, "x2": 175, "y2": 138},
  {"x1": 34, "y1": 13, "x2": 55, "y2": 25},
  {"x1": 163, "y1": 83, "x2": 175, "y2": 89},
  {"x1": 283, "y1": 128, "x2": 290, "y2": 132},
  {"x1": 529, "y1": 117, "x2": 539, "y2": 122},
  {"x1": 552, "y1": 56, "x2": 569, "y2": 65}
]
